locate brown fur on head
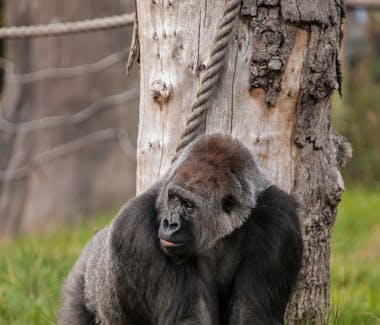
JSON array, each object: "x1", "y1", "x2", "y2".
[
  {"x1": 157, "y1": 135, "x2": 270, "y2": 255},
  {"x1": 174, "y1": 137, "x2": 249, "y2": 193}
]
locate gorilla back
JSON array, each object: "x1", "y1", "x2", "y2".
[{"x1": 59, "y1": 135, "x2": 303, "y2": 325}]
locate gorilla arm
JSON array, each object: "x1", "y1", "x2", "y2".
[
  {"x1": 59, "y1": 227, "x2": 111, "y2": 325},
  {"x1": 229, "y1": 186, "x2": 303, "y2": 325},
  {"x1": 109, "y1": 181, "x2": 220, "y2": 325},
  {"x1": 59, "y1": 180, "x2": 218, "y2": 325}
]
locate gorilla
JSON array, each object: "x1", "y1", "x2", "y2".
[{"x1": 59, "y1": 135, "x2": 303, "y2": 325}]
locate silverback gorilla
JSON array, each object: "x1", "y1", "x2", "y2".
[{"x1": 59, "y1": 135, "x2": 303, "y2": 325}]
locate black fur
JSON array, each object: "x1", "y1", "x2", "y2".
[{"x1": 59, "y1": 135, "x2": 303, "y2": 325}]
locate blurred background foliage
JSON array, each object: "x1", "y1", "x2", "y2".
[{"x1": 333, "y1": 8, "x2": 380, "y2": 189}]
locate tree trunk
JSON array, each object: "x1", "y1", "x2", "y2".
[
  {"x1": 136, "y1": 0, "x2": 351, "y2": 323},
  {"x1": 0, "y1": 0, "x2": 139, "y2": 237}
]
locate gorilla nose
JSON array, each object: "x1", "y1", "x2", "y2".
[{"x1": 161, "y1": 218, "x2": 181, "y2": 237}]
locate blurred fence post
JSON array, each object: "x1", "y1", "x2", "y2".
[{"x1": 0, "y1": 0, "x2": 139, "y2": 236}]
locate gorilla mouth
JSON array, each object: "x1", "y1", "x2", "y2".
[{"x1": 160, "y1": 239, "x2": 184, "y2": 247}]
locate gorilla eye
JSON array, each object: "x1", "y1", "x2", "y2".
[
  {"x1": 222, "y1": 195, "x2": 236, "y2": 214},
  {"x1": 183, "y1": 200, "x2": 195, "y2": 213},
  {"x1": 169, "y1": 194, "x2": 180, "y2": 205}
]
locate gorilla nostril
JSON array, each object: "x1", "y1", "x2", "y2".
[
  {"x1": 169, "y1": 222, "x2": 179, "y2": 230},
  {"x1": 163, "y1": 219, "x2": 170, "y2": 230},
  {"x1": 161, "y1": 218, "x2": 180, "y2": 235}
]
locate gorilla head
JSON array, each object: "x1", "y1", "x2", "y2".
[{"x1": 156, "y1": 136, "x2": 270, "y2": 262}]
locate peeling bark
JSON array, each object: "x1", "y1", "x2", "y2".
[
  {"x1": 282, "y1": 0, "x2": 340, "y2": 26},
  {"x1": 283, "y1": 0, "x2": 351, "y2": 323},
  {"x1": 241, "y1": 0, "x2": 296, "y2": 106}
]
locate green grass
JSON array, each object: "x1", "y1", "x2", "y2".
[
  {"x1": 0, "y1": 188, "x2": 379, "y2": 324},
  {"x1": 331, "y1": 188, "x2": 380, "y2": 324},
  {"x1": 0, "y1": 214, "x2": 113, "y2": 325}
]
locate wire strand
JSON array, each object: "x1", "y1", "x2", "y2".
[{"x1": 0, "y1": 13, "x2": 134, "y2": 39}]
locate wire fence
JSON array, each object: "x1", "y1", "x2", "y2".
[
  {"x1": 0, "y1": 14, "x2": 138, "y2": 182},
  {"x1": 0, "y1": 14, "x2": 134, "y2": 39}
]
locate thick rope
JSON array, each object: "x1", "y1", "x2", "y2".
[
  {"x1": 0, "y1": 14, "x2": 134, "y2": 39},
  {"x1": 172, "y1": 0, "x2": 242, "y2": 163}
]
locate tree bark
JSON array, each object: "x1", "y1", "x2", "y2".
[
  {"x1": 136, "y1": 0, "x2": 351, "y2": 323},
  {"x1": 0, "y1": 0, "x2": 139, "y2": 237}
]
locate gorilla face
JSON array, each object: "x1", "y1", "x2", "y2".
[{"x1": 157, "y1": 185, "x2": 197, "y2": 262}]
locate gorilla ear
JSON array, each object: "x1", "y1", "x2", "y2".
[{"x1": 222, "y1": 195, "x2": 236, "y2": 214}]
